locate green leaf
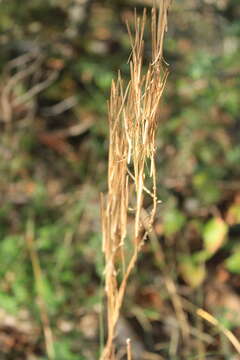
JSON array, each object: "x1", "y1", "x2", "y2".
[
  {"x1": 203, "y1": 217, "x2": 228, "y2": 256},
  {"x1": 225, "y1": 249, "x2": 240, "y2": 274},
  {"x1": 179, "y1": 256, "x2": 206, "y2": 288},
  {"x1": 54, "y1": 340, "x2": 82, "y2": 360},
  {"x1": 163, "y1": 208, "x2": 186, "y2": 236},
  {"x1": 0, "y1": 235, "x2": 23, "y2": 273},
  {"x1": 95, "y1": 72, "x2": 113, "y2": 90},
  {"x1": 193, "y1": 172, "x2": 221, "y2": 205},
  {"x1": 0, "y1": 293, "x2": 18, "y2": 314}
]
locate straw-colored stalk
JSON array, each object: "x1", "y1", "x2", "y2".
[{"x1": 100, "y1": 2, "x2": 170, "y2": 359}]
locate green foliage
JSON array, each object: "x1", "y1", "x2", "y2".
[
  {"x1": 54, "y1": 341, "x2": 85, "y2": 360},
  {"x1": 0, "y1": 235, "x2": 30, "y2": 314},
  {"x1": 179, "y1": 255, "x2": 206, "y2": 288},
  {"x1": 163, "y1": 208, "x2": 186, "y2": 236},
  {"x1": 225, "y1": 247, "x2": 240, "y2": 274},
  {"x1": 203, "y1": 217, "x2": 228, "y2": 257}
]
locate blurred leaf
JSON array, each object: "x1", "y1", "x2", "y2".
[
  {"x1": 219, "y1": 89, "x2": 239, "y2": 116},
  {"x1": 179, "y1": 256, "x2": 206, "y2": 288},
  {"x1": 226, "y1": 203, "x2": 240, "y2": 225},
  {"x1": 227, "y1": 146, "x2": 240, "y2": 165},
  {"x1": 203, "y1": 217, "x2": 228, "y2": 256},
  {"x1": 192, "y1": 249, "x2": 209, "y2": 263},
  {"x1": 163, "y1": 208, "x2": 186, "y2": 236},
  {"x1": 189, "y1": 52, "x2": 214, "y2": 80},
  {"x1": 193, "y1": 172, "x2": 221, "y2": 204},
  {"x1": 95, "y1": 71, "x2": 113, "y2": 90},
  {"x1": 37, "y1": 223, "x2": 66, "y2": 251},
  {"x1": 225, "y1": 248, "x2": 240, "y2": 274},
  {"x1": 0, "y1": 293, "x2": 18, "y2": 314},
  {"x1": 142, "y1": 308, "x2": 160, "y2": 320},
  {"x1": 54, "y1": 340, "x2": 82, "y2": 360},
  {"x1": 0, "y1": 235, "x2": 22, "y2": 272},
  {"x1": 32, "y1": 182, "x2": 48, "y2": 213},
  {"x1": 89, "y1": 233, "x2": 104, "y2": 278}
]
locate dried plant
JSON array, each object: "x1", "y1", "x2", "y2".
[{"x1": 100, "y1": 1, "x2": 171, "y2": 359}]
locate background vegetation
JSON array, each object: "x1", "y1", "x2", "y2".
[{"x1": 0, "y1": 0, "x2": 240, "y2": 359}]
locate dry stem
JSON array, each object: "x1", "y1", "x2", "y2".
[{"x1": 100, "y1": 2, "x2": 171, "y2": 359}]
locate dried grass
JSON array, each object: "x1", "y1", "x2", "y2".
[{"x1": 100, "y1": 2, "x2": 171, "y2": 359}]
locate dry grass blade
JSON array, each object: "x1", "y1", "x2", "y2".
[
  {"x1": 26, "y1": 218, "x2": 55, "y2": 360},
  {"x1": 197, "y1": 308, "x2": 240, "y2": 354},
  {"x1": 100, "y1": 1, "x2": 170, "y2": 359}
]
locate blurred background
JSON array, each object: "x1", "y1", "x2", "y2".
[{"x1": 0, "y1": 0, "x2": 240, "y2": 359}]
